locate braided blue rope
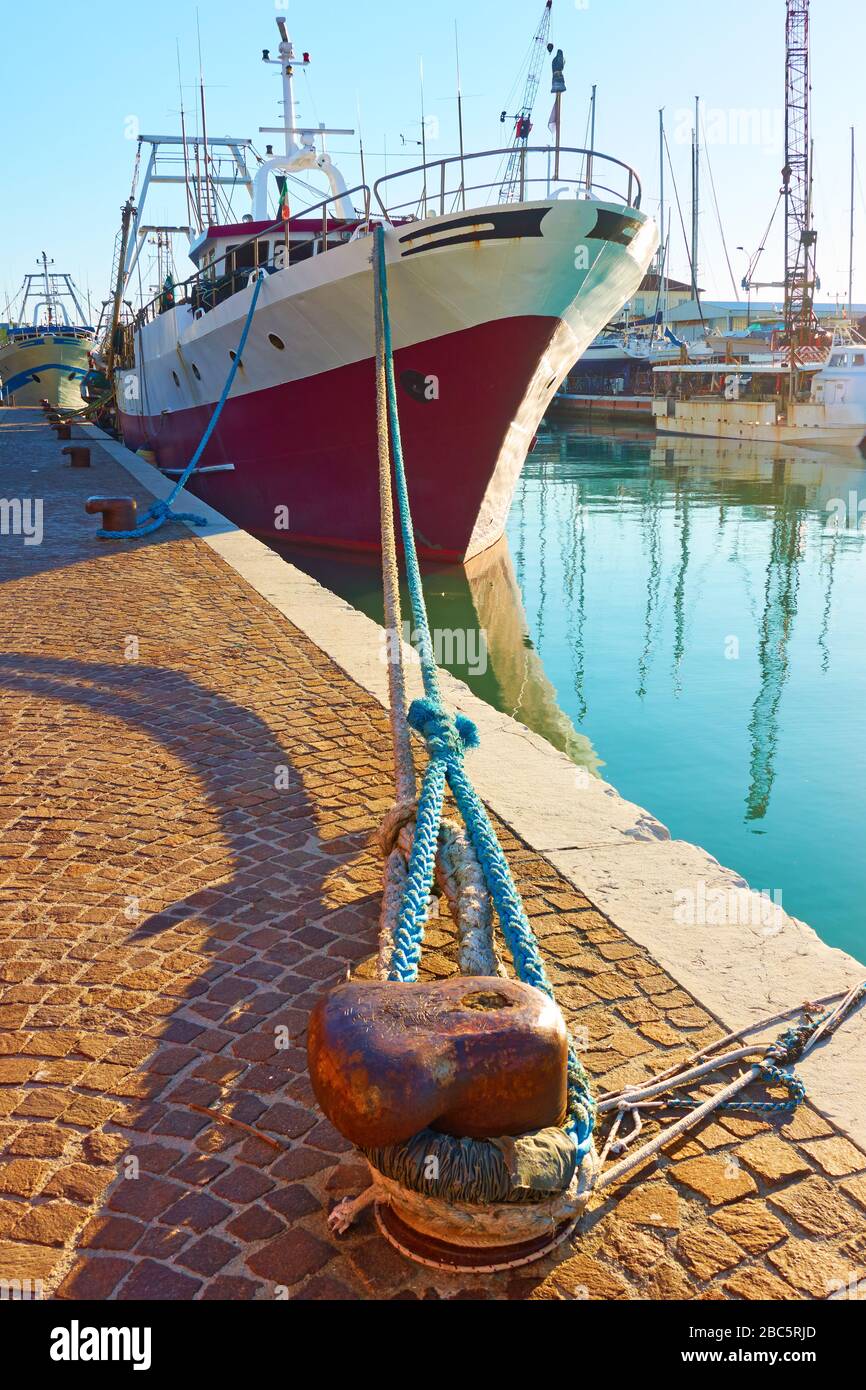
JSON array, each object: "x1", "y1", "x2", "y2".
[
  {"x1": 99, "y1": 271, "x2": 266, "y2": 539},
  {"x1": 373, "y1": 226, "x2": 595, "y2": 1158}
]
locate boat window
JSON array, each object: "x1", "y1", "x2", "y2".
[
  {"x1": 191, "y1": 363, "x2": 201, "y2": 380},
  {"x1": 268, "y1": 333, "x2": 285, "y2": 351},
  {"x1": 853, "y1": 353, "x2": 865, "y2": 367},
  {"x1": 228, "y1": 242, "x2": 257, "y2": 273},
  {"x1": 172, "y1": 370, "x2": 180, "y2": 387},
  {"x1": 256, "y1": 240, "x2": 270, "y2": 267}
]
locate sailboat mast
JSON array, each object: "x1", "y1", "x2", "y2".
[
  {"x1": 691, "y1": 97, "x2": 699, "y2": 302},
  {"x1": 658, "y1": 109, "x2": 665, "y2": 278},
  {"x1": 849, "y1": 127, "x2": 855, "y2": 317}
]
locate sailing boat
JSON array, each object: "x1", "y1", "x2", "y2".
[
  {"x1": 110, "y1": 13, "x2": 658, "y2": 562},
  {"x1": 0, "y1": 255, "x2": 94, "y2": 409}
]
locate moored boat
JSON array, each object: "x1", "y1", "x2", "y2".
[
  {"x1": 112, "y1": 15, "x2": 658, "y2": 562},
  {"x1": 0, "y1": 256, "x2": 94, "y2": 409}
]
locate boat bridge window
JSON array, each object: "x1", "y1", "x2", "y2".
[
  {"x1": 853, "y1": 353, "x2": 865, "y2": 367},
  {"x1": 224, "y1": 239, "x2": 271, "y2": 275}
]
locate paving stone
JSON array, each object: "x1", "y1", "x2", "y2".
[
  {"x1": 544, "y1": 1252, "x2": 633, "y2": 1301},
  {"x1": 669, "y1": 1154, "x2": 758, "y2": 1206},
  {"x1": 710, "y1": 1200, "x2": 788, "y2": 1255},
  {"x1": 612, "y1": 1182, "x2": 680, "y2": 1230},
  {"x1": 676, "y1": 1226, "x2": 745, "y2": 1281},
  {"x1": 723, "y1": 1265, "x2": 796, "y2": 1300},
  {"x1": 767, "y1": 1238, "x2": 862, "y2": 1298},
  {"x1": 117, "y1": 1258, "x2": 203, "y2": 1301},
  {"x1": 159, "y1": 1190, "x2": 233, "y2": 1233},
  {"x1": 768, "y1": 1177, "x2": 858, "y2": 1237},
  {"x1": 246, "y1": 1226, "x2": 334, "y2": 1286},
  {"x1": 799, "y1": 1137, "x2": 866, "y2": 1178},
  {"x1": 735, "y1": 1135, "x2": 813, "y2": 1185},
  {"x1": 55, "y1": 1255, "x2": 133, "y2": 1300}
]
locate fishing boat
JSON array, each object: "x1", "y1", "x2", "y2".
[
  {"x1": 0, "y1": 256, "x2": 94, "y2": 409},
  {"x1": 652, "y1": 335, "x2": 866, "y2": 447},
  {"x1": 111, "y1": 13, "x2": 658, "y2": 562},
  {"x1": 652, "y1": 0, "x2": 866, "y2": 452}
]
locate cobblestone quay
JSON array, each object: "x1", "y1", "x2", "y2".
[{"x1": 1, "y1": 407, "x2": 864, "y2": 1300}]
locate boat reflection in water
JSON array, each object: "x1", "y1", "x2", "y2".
[
  {"x1": 271, "y1": 535, "x2": 600, "y2": 776},
  {"x1": 511, "y1": 427, "x2": 866, "y2": 960}
]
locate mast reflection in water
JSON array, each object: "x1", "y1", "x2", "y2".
[{"x1": 510, "y1": 428, "x2": 866, "y2": 960}]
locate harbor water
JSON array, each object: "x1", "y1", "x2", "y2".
[{"x1": 277, "y1": 426, "x2": 866, "y2": 964}]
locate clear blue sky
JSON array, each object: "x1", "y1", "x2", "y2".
[{"x1": 2, "y1": 0, "x2": 864, "y2": 318}]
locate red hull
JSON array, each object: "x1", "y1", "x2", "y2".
[{"x1": 119, "y1": 315, "x2": 557, "y2": 561}]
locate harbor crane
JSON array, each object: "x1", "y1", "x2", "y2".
[
  {"x1": 741, "y1": 1, "x2": 818, "y2": 349},
  {"x1": 498, "y1": 0, "x2": 553, "y2": 202}
]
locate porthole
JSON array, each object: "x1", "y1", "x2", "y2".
[
  {"x1": 172, "y1": 370, "x2": 180, "y2": 387},
  {"x1": 229, "y1": 350, "x2": 243, "y2": 368},
  {"x1": 31, "y1": 373, "x2": 41, "y2": 382},
  {"x1": 268, "y1": 333, "x2": 285, "y2": 351},
  {"x1": 68, "y1": 372, "x2": 77, "y2": 380},
  {"x1": 191, "y1": 363, "x2": 201, "y2": 380}
]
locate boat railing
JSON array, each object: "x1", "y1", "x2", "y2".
[
  {"x1": 373, "y1": 145, "x2": 643, "y2": 221},
  {"x1": 129, "y1": 182, "x2": 373, "y2": 332}
]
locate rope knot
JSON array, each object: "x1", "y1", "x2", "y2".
[{"x1": 407, "y1": 698, "x2": 479, "y2": 763}]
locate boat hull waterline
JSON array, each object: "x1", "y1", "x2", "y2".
[{"x1": 117, "y1": 201, "x2": 658, "y2": 560}]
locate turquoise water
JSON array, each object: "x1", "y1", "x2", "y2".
[{"x1": 276, "y1": 427, "x2": 866, "y2": 962}]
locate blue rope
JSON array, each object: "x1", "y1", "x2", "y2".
[
  {"x1": 373, "y1": 226, "x2": 596, "y2": 1158},
  {"x1": 98, "y1": 272, "x2": 266, "y2": 539}
]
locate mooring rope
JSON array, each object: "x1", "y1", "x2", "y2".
[
  {"x1": 592, "y1": 979, "x2": 866, "y2": 1191},
  {"x1": 371, "y1": 224, "x2": 596, "y2": 1157},
  {"x1": 96, "y1": 271, "x2": 266, "y2": 539}
]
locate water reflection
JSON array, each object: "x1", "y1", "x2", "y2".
[
  {"x1": 272, "y1": 535, "x2": 600, "y2": 774},
  {"x1": 272, "y1": 428, "x2": 866, "y2": 955},
  {"x1": 513, "y1": 428, "x2": 866, "y2": 957}
]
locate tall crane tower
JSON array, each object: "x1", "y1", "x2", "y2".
[
  {"x1": 783, "y1": 0, "x2": 817, "y2": 348},
  {"x1": 498, "y1": 0, "x2": 553, "y2": 203}
]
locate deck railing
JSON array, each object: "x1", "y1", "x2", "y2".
[{"x1": 373, "y1": 145, "x2": 643, "y2": 221}]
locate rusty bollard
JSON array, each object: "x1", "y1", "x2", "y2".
[
  {"x1": 85, "y1": 496, "x2": 137, "y2": 535},
  {"x1": 62, "y1": 445, "x2": 90, "y2": 468},
  {"x1": 54, "y1": 422, "x2": 72, "y2": 440}
]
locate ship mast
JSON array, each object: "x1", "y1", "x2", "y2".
[{"x1": 39, "y1": 251, "x2": 55, "y2": 328}]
